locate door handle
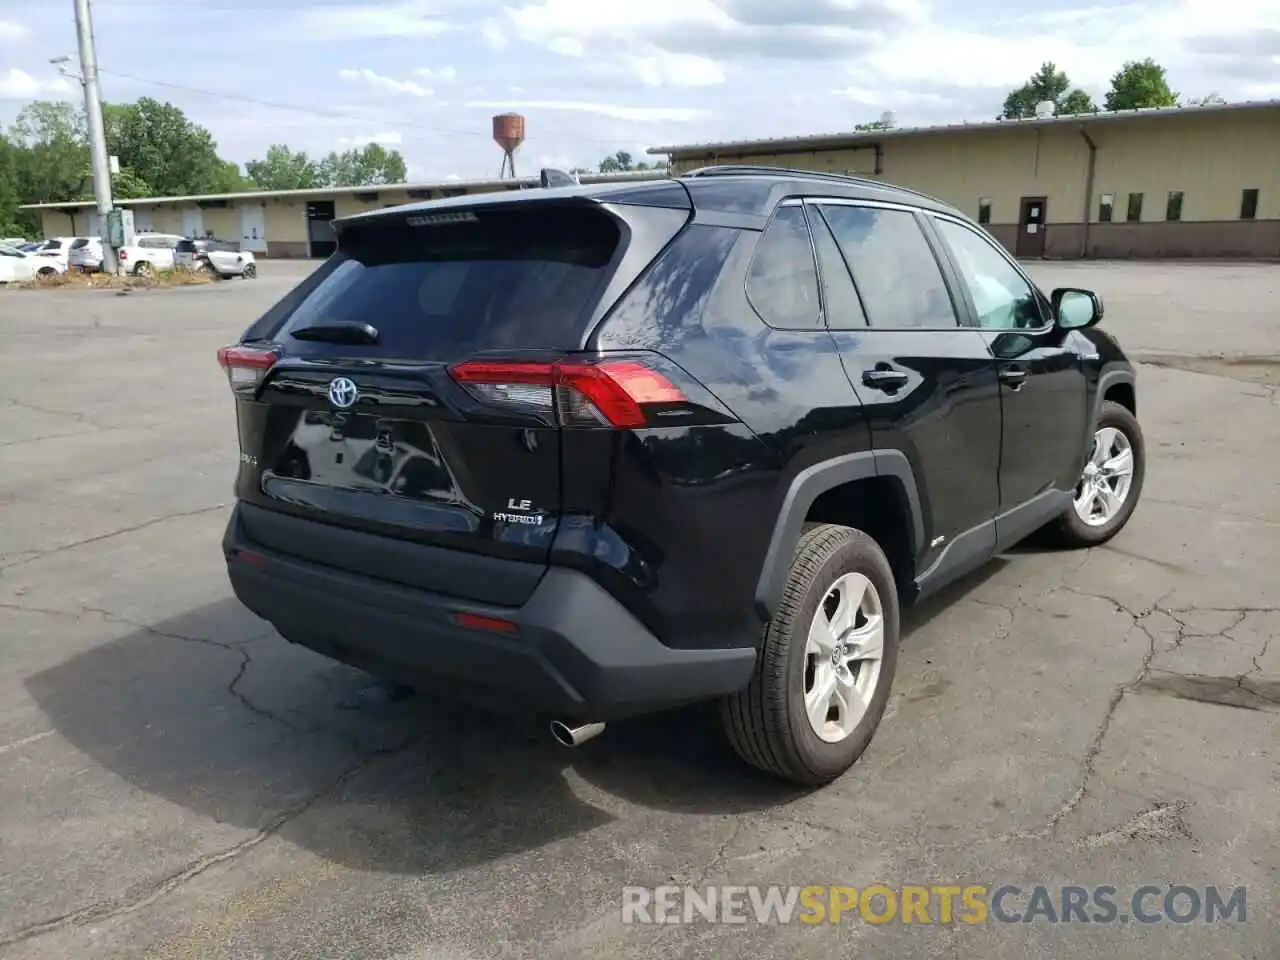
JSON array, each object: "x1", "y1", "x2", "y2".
[
  {"x1": 998, "y1": 365, "x2": 1028, "y2": 389},
  {"x1": 861, "y1": 367, "x2": 910, "y2": 391}
]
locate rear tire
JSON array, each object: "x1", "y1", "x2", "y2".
[
  {"x1": 1055, "y1": 401, "x2": 1145, "y2": 548},
  {"x1": 133, "y1": 261, "x2": 154, "y2": 278},
  {"x1": 722, "y1": 524, "x2": 899, "y2": 786},
  {"x1": 242, "y1": 263, "x2": 257, "y2": 279}
]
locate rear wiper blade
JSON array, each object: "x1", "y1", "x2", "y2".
[{"x1": 290, "y1": 321, "x2": 380, "y2": 345}]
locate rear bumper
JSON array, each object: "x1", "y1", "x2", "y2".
[{"x1": 223, "y1": 505, "x2": 757, "y2": 720}]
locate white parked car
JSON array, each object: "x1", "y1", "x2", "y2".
[
  {"x1": 32, "y1": 237, "x2": 83, "y2": 271},
  {"x1": 118, "y1": 233, "x2": 186, "y2": 277},
  {"x1": 0, "y1": 242, "x2": 64, "y2": 282},
  {"x1": 68, "y1": 236, "x2": 105, "y2": 272}
]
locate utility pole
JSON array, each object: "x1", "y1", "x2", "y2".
[{"x1": 72, "y1": 0, "x2": 117, "y2": 274}]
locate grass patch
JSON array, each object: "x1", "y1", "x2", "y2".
[{"x1": 19, "y1": 268, "x2": 216, "y2": 291}]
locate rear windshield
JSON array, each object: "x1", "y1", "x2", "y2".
[
  {"x1": 70, "y1": 239, "x2": 89, "y2": 249},
  {"x1": 175, "y1": 240, "x2": 197, "y2": 252},
  {"x1": 272, "y1": 204, "x2": 621, "y2": 360},
  {"x1": 42, "y1": 241, "x2": 62, "y2": 251}
]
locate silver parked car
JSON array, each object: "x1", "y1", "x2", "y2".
[{"x1": 174, "y1": 238, "x2": 257, "y2": 279}]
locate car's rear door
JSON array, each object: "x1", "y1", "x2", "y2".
[
  {"x1": 152, "y1": 236, "x2": 179, "y2": 270},
  {"x1": 221, "y1": 193, "x2": 692, "y2": 605}
]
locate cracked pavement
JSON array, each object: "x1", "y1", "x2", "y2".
[{"x1": 1, "y1": 261, "x2": 1277, "y2": 959}]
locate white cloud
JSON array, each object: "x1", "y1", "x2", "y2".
[
  {"x1": 338, "y1": 131, "x2": 404, "y2": 147},
  {"x1": 414, "y1": 66, "x2": 458, "y2": 82},
  {"x1": 627, "y1": 52, "x2": 726, "y2": 87},
  {"x1": 337, "y1": 68, "x2": 433, "y2": 97},
  {"x1": 464, "y1": 99, "x2": 710, "y2": 122},
  {"x1": 0, "y1": 68, "x2": 69, "y2": 99},
  {"x1": 480, "y1": 18, "x2": 509, "y2": 49},
  {"x1": 848, "y1": 0, "x2": 1280, "y2": 108},
  {"x1": 0, "y1": 19, "x2": 28, "y2": 41},
  {"x1": 536, "y1": 153, "x2": 576, "y2": 170},
  {"x1": 497, "y1": 0, "x2": 921, "y2": 61},
  {"x1": 836, "y1": 86, "x2": 952, "y2": 109},
  {"x1": 295, "y1": 1, "x2": 451, "y2": 40}
]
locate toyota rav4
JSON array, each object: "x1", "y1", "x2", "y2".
[{"x1": 219, "y1": 166, "x2": 1145, "y2": 785}]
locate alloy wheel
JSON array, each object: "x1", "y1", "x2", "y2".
[
  {"x1": 1073, "y1": 426, "x2": 1135, "y2": 527},
  {"x1": 803, "y1": 571, "x2": 885, "y2": 743}
]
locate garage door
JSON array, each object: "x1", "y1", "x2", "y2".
[
  {"x1": 239, "y1": 203, "x2": 267, "y2": 253},
  {"x1": 181, "y1": 208, "x2": 203, "y2": 238}
]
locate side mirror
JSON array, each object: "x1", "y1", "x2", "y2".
[{"x1": 1052, "y1": 287, "x2": 1103, "y2": 330}]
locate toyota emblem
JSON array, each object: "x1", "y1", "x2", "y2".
[{"x1": 328, "y1": 377, "x2": 359, "y2": 409}]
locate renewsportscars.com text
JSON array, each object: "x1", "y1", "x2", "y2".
[{"x1": 621, "y1": 884, "x2": 1247, "y2": 925}]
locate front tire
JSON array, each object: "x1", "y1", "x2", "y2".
[
  {"x1": 722, "y1": 524, "x2": 900, "y2": 786},
  {"x1": 1056, "y1": 400, "x2": 1145, "y2": 547}
]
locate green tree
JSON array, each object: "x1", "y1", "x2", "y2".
[
  {"x1": 246, "y1": 144, "x2": 322, "y2": 190},
  {"x1": 1104, "y1": 59, "x2": 1179, "y2": 111},
  {"x1": 596, "y1": 150, "x2": 654, "y2": 173},
  {"x1": 105, "y1": 97, "x2": 244, "y2": 196},
  {"x1": 1000, "y1": 62, "x2": 1097, "y2": 119},
  {"x1": 316, "y1": 143, "x2": 408, "y2": 186},
  {"x1": 8, "y1": 100, "x2": 90, "y2": 206},
  {"x1": 0, "y1": 134, "x2": 28, "y2": 236}
]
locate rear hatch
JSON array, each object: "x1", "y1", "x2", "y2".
[
  {"x1": 219, "y1": 188, "x2": 692, "y2": 605},
  {"x1": 67, "y1": 238, "x2": 94, "y2": 265},
  {"x1": 174, "y1": 239, "x2": 197, "y2": 267}
]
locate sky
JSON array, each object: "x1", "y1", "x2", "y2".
[{"x1": 0, "y1": 0, "x2": 1277, "y2": 183}]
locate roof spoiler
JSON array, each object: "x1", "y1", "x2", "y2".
[{"x1": 538, "y1": 168, "x2": 580, "y2": 188}]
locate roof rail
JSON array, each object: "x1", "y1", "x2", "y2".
[{"x1": 680, "y1": 164, "x2": 940, "y2": 204}]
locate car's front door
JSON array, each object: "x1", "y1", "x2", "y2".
[
  {"x1": 809, "y1": 199, "x2": 1003, "y2": 592},
  {"x1": 925, "y1": 213, "x2": 1089, "y2": 548}
]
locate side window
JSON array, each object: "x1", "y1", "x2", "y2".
[
  {"x1": 933, "y1": 218, "x2": 1044, "y2": 330},
  {"x1": 745, "y1": 205, "x2": 821, "y2": 330},
  {"x1": 807, "y1": 206, "x2": 867, "y2": 328},
  {"x1": 818, "y1": 205, "x2": 957, "y2": 329}
]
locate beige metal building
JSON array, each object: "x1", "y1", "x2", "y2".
[
  {"x1": 649, "y1": 99, "x2": 1280, "y2": 259},
  {"x1": 19, "y1": 170, "x2": 665, "y2": 259}
]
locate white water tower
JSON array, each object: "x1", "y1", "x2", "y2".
[
  {"x1": 1034, "y1": 100, "x2": 1056, "y2": 118},
  {"x1": 879, "y1": 110, "x2": 896, "y2": 128}
]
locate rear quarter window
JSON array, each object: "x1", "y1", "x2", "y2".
[
  {"x1": 745, "y1": 205, "x2": 822, "y2": 330},
  {"x1": 271, "y1": 204, "x2": 622, "y2": 361}
]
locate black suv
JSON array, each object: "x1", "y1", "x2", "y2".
[{"x1": 219, "y1": 166, "x2": 1144, "y2": 785}]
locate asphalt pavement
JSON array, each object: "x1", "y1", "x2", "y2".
[{"x1": 0, "y1": 260, "x2": 1276, "y2": 959}]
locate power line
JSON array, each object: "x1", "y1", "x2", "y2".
[{"x1": 94, "y1": 69, "x2": 652, "y2": 148}]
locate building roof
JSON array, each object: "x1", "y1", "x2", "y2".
[
  {"x1": 648, "y1": 98, "x2": 1280, "y2": 158},
  {"x1": 19, "y1": 168, "x2": 669, "y2": 211}
]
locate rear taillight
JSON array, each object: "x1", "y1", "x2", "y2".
[
  {"x1": 217, "y1": 344, "x2": 278, "y2": 392},
  {"x1": 118, "y1": 249, "x2": 128, "y2": 260},
  {"x1": 448, "y1": 358, "x2": 686, "y2": 429}
]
